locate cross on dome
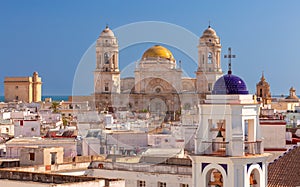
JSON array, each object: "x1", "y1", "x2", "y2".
[{"x1": 224, "y1": 47, "x2": 236, "y2": 74}]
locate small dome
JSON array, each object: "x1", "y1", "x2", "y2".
[
  {"x1": 100, "y1": 26, "x2": 115, "y2": 37},
  {"x1": 285, "y1": 87, "x2": 299, "y2": 100},
  {"x1": 213, "y1": 73, "x2": 249, "y2": 95},
  {"x1": 201, "y1": 26, "x2": 218, "y2": 39},
  {"x1": 142, "y1": 45, "x2": 175, "y2": 62}
]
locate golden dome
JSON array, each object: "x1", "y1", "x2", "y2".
[{"x1": 142, "y1": 45, "x2": 175, "y2": 62}]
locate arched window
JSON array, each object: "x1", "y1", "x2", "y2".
[
  {"x1": 208, "y1": 169, "x2": 223, "y2": 187},
  {"x1": 259, "y1": 89, "x2": 263, "y2": 97},
  {"x1": 208, "y1": 83, "x2": 212, "y2": 91},
  {"x1": 249, "y1": 169, "x2": 260, "y2": 187},
  {"x1": 104, "y1": 52, "x2": 110, "y2": 64},
  {"x1": 208, "y1": 52, "x2": 213, "y2": 64}
]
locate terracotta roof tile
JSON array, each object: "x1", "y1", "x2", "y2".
[{"x1": 268, "y1": 145, "x2": 300, "y2": 187}]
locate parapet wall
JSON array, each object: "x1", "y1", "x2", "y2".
[{"x1": 0, "y1": 169, "x2": 97, "y2": 184}]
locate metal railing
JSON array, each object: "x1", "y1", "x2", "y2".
[
  {"x1": 244, "y1": 141, "x2": 262, "y2": 155},
  {"x1": 202, "y1": 141, "x2": 229, "y2": 156}
]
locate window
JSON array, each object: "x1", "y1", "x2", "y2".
[
  {"x1": 50, "y1": 152, "x2": 57, "y2": 165},
  {"x1": 29, "y1": 153, "x2": 35, "y2": 161},
  {"x1": 137, "y1": 180, "x2": 146, "y2": 187},
  {"x1": 158, "y1": 182, "x2": 166, "y2": 187},
  {"x1": 31, "y1": 127, "x2": 35, "y2": 132},
  {"x1": 105, "y1": 83, "x2": 109, "y2": 92},
  {"x1": 104, "y1": 52, "x2": 110, "y2": 64},
  {"x1": 155, "y1": 87, "x2": 161, "y2": 93},
  {"x1": 208, "y1": 52, "x2": 212, "y2": 64},
  {"x1": 259, "y1": 88, "x2": 263, "y2": 97},
  {"x1": 112, "y1": 54, "x2": 115, "y2": 65},
  {"x1": 16, "y1": 96, "x2": 19, "y2": 100},
  {"x1": 180, "y1": 184, "x2": 189, "y2": 187},
  {"x1": 15, "y1": 86, "x2": 18, "y2": 89},
  {"x1": 208, "y1": 83, "x2": 212, "y2": 92}
]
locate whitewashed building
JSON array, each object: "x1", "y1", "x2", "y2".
[{"x1": 14, "y1": 119, "x2": 41, "y2": 137}]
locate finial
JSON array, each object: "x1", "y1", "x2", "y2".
[
  {"x1": 224, "y1": 47, "x2": 236, "y2": 75},
  {"x1": 261, "y1": 71, "x2": 265, "y2": 81},
  {"x1": 106, "y1": 23, "x2": 109, "y2": 29},
  {"x1": 208, "y1": 20, "x2": 211, "y2": 28}
]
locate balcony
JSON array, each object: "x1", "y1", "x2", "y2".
[
  {"x1": 244, "y1": 141, "x2": 262, "y2": 155},
  {"x1": 201, "y1": 140, "x2": 263, "y2": 156},
  {"x1": 202, "y1": 141, "x2": 229, "y2": 157}
]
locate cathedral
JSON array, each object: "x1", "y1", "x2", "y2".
[{"x1": 94, "y1": 25, "x2": 223, "y2": 119}]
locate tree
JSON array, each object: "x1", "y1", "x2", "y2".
[{"x1": 50, "y1": 102, "x2": 60, "y2": 113}]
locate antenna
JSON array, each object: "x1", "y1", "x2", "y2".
[{"x1": 224, "y1": 47, "x2": 236, "y2": 74}]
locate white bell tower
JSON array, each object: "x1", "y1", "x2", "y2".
[
  {"x1": 196, "y1": 25, "x2": 223, "y2": 96},
  {"x1": 190, "y1": 53, "x2": 270, "y2": 187},
  {"x1": 94, "y1": 26, "x2": 120, "y2": 94}
]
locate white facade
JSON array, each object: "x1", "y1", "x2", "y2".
[
  {"x1": 191, "y1": 87, "x2": 270, "y2": 186},
  {"x1": 190, "y1": 155, "x2": 268, "y2": 187},
  {"x1": 0, "y1": 180, "x2": 104, "y2": 187},
  {"x1": 88, "y1": 161, "x2": 192, "y2": 187},
  {"x1": 39, "y1": 109, "x2": 61, "y2": 124},
  {"x1": 14, "y1": 120, "x2": 41, "y2": 137},
  {"x1": 195, "y1": 94, "x2": 262, "y2": 156},
  {"x1": 0, "y1": 122, "x2": 14, "y2": 136},
  {"x1": 11, "y1": 111, "x2": 30, "y2": 120},
  {"x1": 260, "y1": 122, "x2": 286, "y2": 149},
  {"x1": 6, "y1": 137, "x2": 77, "y2": 158},
  {"x1": 0, "y1": 112, "x2": 11, "y2": 120}
]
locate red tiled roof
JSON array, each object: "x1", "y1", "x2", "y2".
[{"x1": 268, "y1": 145, "x2": 300, "y2": 186}]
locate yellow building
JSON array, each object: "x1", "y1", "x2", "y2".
[{"x1": 4, "y1": 72, "x2": 42, "y2": 103}]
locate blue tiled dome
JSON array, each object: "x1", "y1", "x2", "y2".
[{"x1": 212, "y1": 73, "x2": 249, "y2": 95}]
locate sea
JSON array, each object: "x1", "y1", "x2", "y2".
[
  {"x1": 0, "y1": 96, "x2": 69, "y2": 102},
  {"x1": 0, "y1": 95, "x2": 295, "y2": 102}
]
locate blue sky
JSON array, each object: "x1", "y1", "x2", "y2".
[{"x1": 1, "y1": 0, "x2": 300, "y2": 96}]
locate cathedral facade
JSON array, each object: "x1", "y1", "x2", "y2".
[{"x1": 94, "y1": 25, "x2": 223, "y2": 120}]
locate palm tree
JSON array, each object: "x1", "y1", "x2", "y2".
[{"x1": 50, "y1": 102, "x2": 60, "y2": 113}]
